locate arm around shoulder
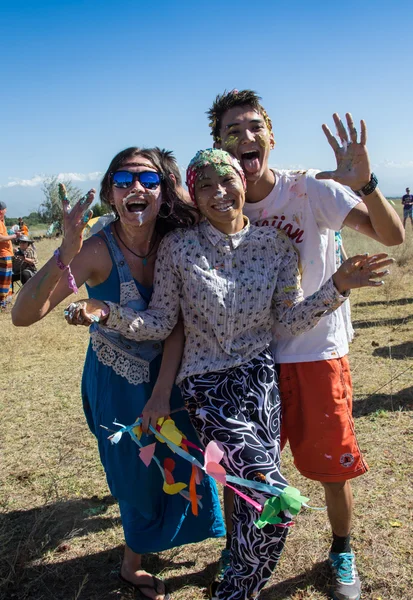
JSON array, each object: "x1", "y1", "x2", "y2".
[{"x1": 103, "y1": 232, "x2": 182, "y2": 341}]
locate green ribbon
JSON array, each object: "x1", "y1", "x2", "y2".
[{"x1": 254, "y1": 486, "x2": 309, "y2": 528}]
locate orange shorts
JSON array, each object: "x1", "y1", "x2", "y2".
[{"x1": 279, "y1": 357, "x2": 368, "y2": 483}]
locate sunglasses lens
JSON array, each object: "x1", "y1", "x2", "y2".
[
  {"x1": 112, "y1": 171, "x2": 134, "y2": 188},
  {"x1": 139, "y1": 172, "x2": 161, "y2": 189}
]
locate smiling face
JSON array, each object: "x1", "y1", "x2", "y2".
[
  {"x1": 194, "y1": 164, "x2": 245, "y2": 233},
  {"x1": 218, "y1": 105, "x2": 274, "y2": 184},
  {"x1": 110, "y1": 156, "x2": 162, "y2": 227}
]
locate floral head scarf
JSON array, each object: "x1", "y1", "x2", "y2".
[{"x1": 186, "y1": 148, "x2": 246, "y2": 204}]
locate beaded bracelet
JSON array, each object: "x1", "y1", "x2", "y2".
[{"x1": 54, "y1": 248, "x2": 79, "y2": 294}]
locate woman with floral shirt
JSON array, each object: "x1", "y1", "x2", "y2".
[{"x1": 68, "y1": 149, "x2": 392, "y2": 600}]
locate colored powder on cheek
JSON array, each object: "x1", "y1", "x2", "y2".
[
  {"x1": 224, "y1": 135, "x2": 239, "y2": 150},
  {"x1": 256, "y1": 133, "x2": 270, "y2": 149}
]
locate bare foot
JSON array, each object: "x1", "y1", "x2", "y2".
[{"x1": 120, "y1": 565, "x2": 168, "y2": 600}]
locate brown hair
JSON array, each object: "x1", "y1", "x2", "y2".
[
  {"x1": 100, "y1": 147, "x2": 198, "y2": 236},
  {"x1": 207, "y1": 89, "x2": 273, "y2": 143},
  {"x1": 153, "y1": 147, "x2": 183, "y2": 186}
]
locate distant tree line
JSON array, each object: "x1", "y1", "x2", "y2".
[{"x1": 5, "y1": 176, "x2": 108, "y2": 226}]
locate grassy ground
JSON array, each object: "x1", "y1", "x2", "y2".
[{"x1": 1, "y1": 223, "x2": 412, "y2": 600}]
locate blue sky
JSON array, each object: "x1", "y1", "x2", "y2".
[{"x1": 1, "y1": 0, "x2": 412, "y2": 216}]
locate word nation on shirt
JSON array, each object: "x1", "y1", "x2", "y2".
[{"x1": 254, "y1": 215, "x2": 304, "y2": 244}]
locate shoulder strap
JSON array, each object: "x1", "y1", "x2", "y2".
[{"x1": 102, "y1": 224, "x2": 136, "y2": 286}]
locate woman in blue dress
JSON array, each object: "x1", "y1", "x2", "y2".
[{"x1": 12, "y1": 147, "x2": 225, "y2": 600}]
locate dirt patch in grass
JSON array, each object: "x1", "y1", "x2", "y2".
[{"x1": 1, "y1": 233, "x2": 412, "y2": 599}]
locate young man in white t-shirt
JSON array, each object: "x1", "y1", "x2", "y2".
[{"x1": 207, "y1": 90, "x2": 404, "y2": 600}]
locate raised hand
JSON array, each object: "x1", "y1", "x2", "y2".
[
  {"x1": 333, "y1": 253, "x2": 394, "y2": 294},
  {"x1": 59, "y1": 184, "x2": 95, "y2": 265},
  {"x1": 315, "y1": 113, "x2": 371, "y2": 191}
]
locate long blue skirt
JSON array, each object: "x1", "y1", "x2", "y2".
[{"x1": 82, "y1": 345, "x2": 225, "y2": 554}]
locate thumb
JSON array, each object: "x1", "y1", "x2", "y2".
[{"x1": 315, "y1": 171, "x2": 336, "y2": 180}]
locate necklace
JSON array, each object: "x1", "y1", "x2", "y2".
[{"x1": 115, "y1": 224, "x2": 158, "y2": 266}]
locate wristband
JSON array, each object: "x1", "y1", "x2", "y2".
[
  {"x1": 353, "y1": 173, "x2": 378, "y2": 198},
  {"x1": 54, "y1": 248, "x2": 79, "y2": 294}
]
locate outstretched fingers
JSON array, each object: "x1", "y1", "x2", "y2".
[
  {"x1": 73, "y1": 190, "x2": 95, "y2": 226},
  {"x1": 59, "y1": 183, "x2": 71, "y2": 215},
  {"x1": 333, "y1": 113, "x2": 349, "y2": 144},
  {"x1": 321, "y1": 123, "x2": 341, "y2": 152},
  {"x1": 360, "y1": 119, "x2": 367, "y2": 145},
  {"x1": 346, "y1": 113, "x2": 358, "y2": 143},
  {"x1": 361, "y1": 253, "x2": 393, "y2": 287}
]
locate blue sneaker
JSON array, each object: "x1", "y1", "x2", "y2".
[
  {"x1": 216, "y1": 548, "x2": 231, "y2": 582},
  {"x1": 328, "y1": 552, "x2": 361, "y2": 600}
]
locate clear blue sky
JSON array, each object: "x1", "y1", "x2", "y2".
[{"x1": 1, "y1": 0, "x2": 412, "y2": 216}]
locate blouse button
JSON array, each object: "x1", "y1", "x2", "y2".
[{"x1": 119, "y1": 261, "x2": 125, "y2": 266}]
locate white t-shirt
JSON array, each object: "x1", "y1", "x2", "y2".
[{"x1": 243, "y1": 169, "x2": 360, "y2": 363}]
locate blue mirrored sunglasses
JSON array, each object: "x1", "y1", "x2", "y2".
[{"x1": 111, "y1": 170, "x2": 163, "y2": 190}]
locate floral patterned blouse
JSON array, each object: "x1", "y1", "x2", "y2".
[{"x1": 104, "y1": 219, "x2": 347, "y2": 383}]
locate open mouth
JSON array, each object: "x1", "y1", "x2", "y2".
[
  {"x1": 125, "y1": 199, "x2": 149, "y2": 213},
  {"x1": 211, "y1": 199, "x2": 235, "y2": 213},
  {"x1": 241, "y1": 150, "x2": 261, "y2": 174}
]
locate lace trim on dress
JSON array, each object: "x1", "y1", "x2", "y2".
[
  {"x1": 120, "y1": 280, "x2": 142, "y2": 305},
  {"x1": 90, "y1": 329, "x2": 150, "y2": 386}
]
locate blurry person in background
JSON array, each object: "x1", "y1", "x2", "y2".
[
  {"x1": 18, "y1": 217, "x2": 29, "y2": 236},
  {"x1": 0, "y1": 201, "x2": 21, "y2": 309},
  {"x1": 13, "y1": 235, "x2": 38, "y2": 285},
  {"x1": 402, "y1": 187, "x2": 413, "y2": 229}
]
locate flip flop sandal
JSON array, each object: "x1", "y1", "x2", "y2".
[{"x1": 118, "y1": 572, "x2": 171, "y2": 600}]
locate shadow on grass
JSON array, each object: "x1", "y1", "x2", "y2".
[
  {"x1": 261, "y1": 560, "x2": 331, "y2": 599},
  {"x1": 352, "y1": 313, "x2": 413, "y2": 329},
  {"x1": 354, "y1": 296, "x2": 413, "y2": 308},
  {"x1": 372, "y1": 341, "x2": 413, "y2": 360},
  {"x1": 353, "y1": 385, "x2": 413, "y2": 417},
  {"x1": 0, "y1": 494, "x2": 213, "y2": 600}
]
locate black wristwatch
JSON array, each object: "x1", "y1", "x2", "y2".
[{"x1": 353, "y1": 173, "x2": 378, "y2": 198}]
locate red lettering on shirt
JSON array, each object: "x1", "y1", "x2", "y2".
[{"x1": 254, "y1": 218, "x2": 304, "y2": 243}]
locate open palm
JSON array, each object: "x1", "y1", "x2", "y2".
[
  {"x1": 315, "y1": 113, "x2": 371, "y2": 191},
  {"x1": 333, "y1": 253, "x2": 394, "y2": 293}
]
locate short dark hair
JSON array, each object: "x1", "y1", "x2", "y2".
[
  {"x1": 100, "y1": 147, "x2": 197, "y2": 237},
  {"x1": 207, "y1": 89, "x2": 273, "y2": 143},
  {"x1": 153, "y1": 147, "x2": 183, "y2": 186}
]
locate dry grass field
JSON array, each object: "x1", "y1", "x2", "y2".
[{"x1": 1, "y1": 217, "x2": 412, "y2": 600}]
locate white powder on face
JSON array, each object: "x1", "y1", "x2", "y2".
[{"x1": 122, "y1": 191, "x2": 137, "y2": 207}]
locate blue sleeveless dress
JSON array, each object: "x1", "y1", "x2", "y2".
[{"x1": 81, "y1": 225, "x2": 224, "y2": 554}]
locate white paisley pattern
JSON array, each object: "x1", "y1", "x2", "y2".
[
  {"x1": 181, "y1": 348, "x2": 288, "y2": 600},
  {"x1": 90, "y1": 330, "x2": 150, "y2": 385}
]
